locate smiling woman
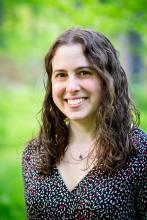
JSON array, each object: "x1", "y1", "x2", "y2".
[
  {"x1": 22, "y1": 28, "x2": 147, "y2": 220},
  {"x1": 51, "y1": 44, "x2": 102, "y2": 122}
]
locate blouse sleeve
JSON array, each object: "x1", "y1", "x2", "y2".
[
  {"x1": 22, "y1": 140, "x2": 38, "y2": 219},
  {"x1": 136, "y1": 164, "x2": 147, "y2": 219},
  {"x1": 135, "y1": 133, "x2": 147, "y2": 219}
]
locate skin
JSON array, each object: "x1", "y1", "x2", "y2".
[{"x1": 51, "y1": 43, "x2": 102, "y2": 130}]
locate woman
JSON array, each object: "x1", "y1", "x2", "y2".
[{"x1": 22, "y1": 28, "x2": 147, "y2": 219}]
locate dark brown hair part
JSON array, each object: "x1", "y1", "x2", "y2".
[{"x1": 35, "y1": 28, "x2": 139, "y2": 174}]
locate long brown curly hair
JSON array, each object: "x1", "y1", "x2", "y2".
[{"x1": 36, "y1": 28, "x2": 139, "y2": 175}]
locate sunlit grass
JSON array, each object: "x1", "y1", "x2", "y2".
[
  {"x1": 0, "y1": 86, "x2": 42, "y2": 220},
  {"x1": 0, "y1": 150, "x2": 25, "y2": 220}
]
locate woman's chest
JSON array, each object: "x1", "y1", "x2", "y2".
[{"x1": 26, "y1": 169, "x2": 137, "y2": 219}]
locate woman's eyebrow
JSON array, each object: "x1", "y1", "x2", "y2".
[
  {"x1": 52, "y1": 69, "x2": 66, "y2": 74},
  {"x1": 52, "y1": 66, "x2": 95, "y2": 74},
  {"x1": 75, "y1": 66, "x2": 95, "y2": 71}
]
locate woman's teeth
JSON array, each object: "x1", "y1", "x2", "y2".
[{"x1": 67, "y1": 98, "x2": 86, "y2": 105}]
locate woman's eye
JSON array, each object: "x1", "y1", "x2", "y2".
[
  {"x1": 79, "y1": 71, "x2": 91, "y2": 76},
  {"x1": 55, "y1": 73, "x2": 66, "y2": 78}
]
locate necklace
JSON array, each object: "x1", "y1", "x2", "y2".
[
  {"x1": 79, "y1": 154, "x2": 84, "y2": 160},
  {"x1": 70, "y1": 152, "x2": 89, "y2": 161}
]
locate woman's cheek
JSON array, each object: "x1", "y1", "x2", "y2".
[{"x1": 52, "y1": 83, "x2": 65, "y2": 101}]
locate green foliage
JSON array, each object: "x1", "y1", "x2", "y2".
[
  {"x1": 0, "y1": 153, "x2": 25, "y2": 220},
  {"x1": 131, "y1": 84, "x2": 147, "y2": 131},
  {"x1": 1, "y1": 0, "x2": 147, "y2": 57},
  {"x1": 0, "y1": 87, "x2": 42, "y2": 150},
  {"x1": 0, "y1": 86, "x2": 42, "y2": 220}
]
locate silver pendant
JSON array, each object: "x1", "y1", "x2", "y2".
[{"x1": 79, "y1": 154, "x2": 83, "y2": 160}]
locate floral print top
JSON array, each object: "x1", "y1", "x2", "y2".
[{"x1": 22, "y1": 128, "x2": 147, "y2": 219}]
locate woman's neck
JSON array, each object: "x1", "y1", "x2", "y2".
[
  {"x1": 68, "y1": 120, "x2": 96, "y2": 149},
  {"x1": 61, "y1": 120, "x2": 97, "y2": 165}
]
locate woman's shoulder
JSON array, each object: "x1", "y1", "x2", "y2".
[
  {"x1": 129, "y1": 127, "x2": 147, "y2": 173},
  {"x1": 131, "y1": 127, "x2": 147, "y2": 155},
  {"x1": 22, "y1": 138, "x2": 40, "y2": 175},
  {"x1": 22, "y1": 138, "x2": 39, "y2": 160}
]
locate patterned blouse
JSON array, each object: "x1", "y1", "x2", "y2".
[{"x1": 22, "y1": 128, "x2": 147, "y2": 220}]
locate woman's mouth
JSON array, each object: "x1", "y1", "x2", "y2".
[{"x1": 65, "y1": 97, "x2": 88, "y2": 106}]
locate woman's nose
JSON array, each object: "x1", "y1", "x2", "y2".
[{"x1": 66, "y1": 76, "x2": 80, "y2": 93}]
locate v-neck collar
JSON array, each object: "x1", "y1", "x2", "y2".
[{"x1": 55, "y1": 166, "x2": 96, "y2": 194}]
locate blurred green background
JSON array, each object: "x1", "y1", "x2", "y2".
[{"x1": 0, "y1": 0, "x2": 147, "y2": 219}]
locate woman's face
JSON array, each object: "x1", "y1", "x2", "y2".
[{"x1": 51, "y1": 43, "x2": 102, "y2": 123}]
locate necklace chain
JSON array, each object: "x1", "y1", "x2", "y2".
[{"x1": 70, "y1": 152, "x2": 88, "y2": 161}]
